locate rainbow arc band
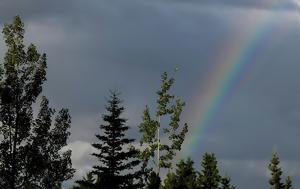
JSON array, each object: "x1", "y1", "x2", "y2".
[{"x1": 179, "y1": 3, "x2": 292, "y2": 157}]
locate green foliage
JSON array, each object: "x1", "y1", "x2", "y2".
[
  {"x1": 145, "y1": 172, "x2": 161, "y2": 189},
  {"x1": 268, "y1": 152, "x2": 284, "y2": 189},
  {"x1": 284, "y1": 176, "x2": 293, "y2": 189},
  {"x1": 161, "y1": 155, "x2": 235, "y2": 189},
  {"x1": 162, "y1": 158, "x2": 198, "y2": 189},
  {"x1": 0, "y1": 16, "x2": 74, "y2": 189},
  {"x1": 268, "y1": 152, "x2": 293, "y2": 189},
  {"x1": 220, "y1": 176, "x2": 235, "y2": 189},
  {"x1": 78, "y1": 91, "x2": 142, "y2": 189},
  {"x1": 198, "y1": 153, "x2": 221, "y2": 189},
  {"x1": 139, "y1": 71, "x2": 188, "y2": 174},
  {"x1": 162, "y1": 172, "x2": 177, "y2": 189}
]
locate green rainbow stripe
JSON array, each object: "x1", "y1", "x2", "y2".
[{"x1": 179, "y1": 3, "x2": 296, "y2": 157}]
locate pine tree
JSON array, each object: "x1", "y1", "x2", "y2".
[
  {"x1": 80, "y1": 91, "x2": 142, "y2": 189},
  {"x1": 162, "y1": 158, "x2": 198, "y2": 189},
  {"x1": 220, "y1": 176, "x2": 235, "y2": 189},
  {"x1": 162, "y1": 172, "x2": 176, "y2": 189},
  {"x1": 145, "y1": 171, "x2": 161, "y2": 189},
  {"x1": 198, "y1": 153, "x2": 221, "y2": 189},
  {"x1": 139, "y1": 72, "x2": 188, "y2": 176},
  {"x1": 268, "y1": 152, "x2": 284, "y2": 189},
  {"x1": 72, "y1": 172, "x2": 96, "y2": 189},
  {"x1": 284, "y1": 176, "x2": 292, "y2": 189},
  {"x1": 0, "y1": 16, "x2": 74, "y2": 188}
]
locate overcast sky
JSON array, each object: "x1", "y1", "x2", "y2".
[{"x1": 1, "y1": 0, "x2": 300, "y2": 188}]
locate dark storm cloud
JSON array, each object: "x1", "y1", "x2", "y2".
[
  {"x1": 158, "y1": 0, "x2": 299, "y2": 11},
  {"x1": 0, "y1": 0, "x2": 300, "y2": 189}
]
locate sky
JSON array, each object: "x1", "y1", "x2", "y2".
[{"x1": 0, "y1": 0, "x2": 300, "y2": 188}]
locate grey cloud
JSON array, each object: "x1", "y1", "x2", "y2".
[
  {"x1": 0, "y1": 1, "x2": 300, "y2": 189},
  {"x1": 153, "y1": 0, "x2": 300, "y2": 11},
  {"x1": 62, "y1": 140, "x2": 98, "y2": 188}
]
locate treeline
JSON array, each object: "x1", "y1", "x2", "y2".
[{"x1": 0, "y1": 16, "x2": 295, "y2": 189}]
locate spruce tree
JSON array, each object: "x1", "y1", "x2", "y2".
[
  {"x1": 284, "y1": 176, "x2": 292, "y2": 189},
  {"x1": 220, "y1": 176, "x2": 235, "y2": 189},
  {"x1": 198, "y1": 153, "x2": 221, "y2": 189},
  {"x1": 0, "y1": 16, "x2": 74, "y2": 188},
  {"x1": 162, "y1": 172, "x2": 176, "y2": 189},
  {"x1": 162, "y1": 158, "x2": 198, "y2": 189},
  {"x1": 72, "y1": 172, "x2": 96, "y2": 189},
  {"x1": 268, "y1": 152, "x2": 284, "y2": 189},
  {"x1": 145, "y1": 171, "x2": 161, "y2": 189},
  {"x1": 81, "y1": 91, "x2": 142, "y2": 189},
  {"x1": 175, "y1": 158, "x2": 198, "y2": 189},
  {"x1": 139, "y1": 72, "x2": 188, "y2": 176}
]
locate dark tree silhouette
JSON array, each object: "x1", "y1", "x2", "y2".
[
  {"x1": 145, "y1": 172, "x2": 161, "y2": 189},
  {"x1": 71, "y1": 172, "x2": 96, "y2": 189},
  {"x1": 0, "y1": 16, "x2": 74, "y2": 189},
  {"x1": 24, "y1": 97, "x2": 74, "y2": 188},
  {"x1": 77, "y1": 91, "x2": 142, "y2": 189}
]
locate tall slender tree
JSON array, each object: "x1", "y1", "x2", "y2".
[
  {"x1": 268, "y1": 152, "x2": 293, "y2": 189},
  {"x1": 78, "y1": 91, "x2": 142, "y2": 189},
  {"x1": 268, "y1": 152, "x2": 284, "y2": 189},
  {"x1": 0, "y1": 16, "x2": 74, "y2": 188},
  {"x1": 198, "y1": 153, "x2": 221, "y2": 189},
  {"x1": 139, "y1": 71, "x2": 188, "y2": 177}
]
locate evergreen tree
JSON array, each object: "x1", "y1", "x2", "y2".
[
  {"x1": 0, "y1": 16, "x2": 74, "y2": 188},
  {"x1": 80, "y1": 91, "x2": 142, "y2": 189},
  {"x1": 139, "y1": 72, "x2": 188, "y2": 176},
  {"x1": 198, "y1": 153, "x2": 221, "y2": 189},
  {"x1": 162, "y1": 172, "x2": 176, "y2": 189},
  {"x1": 284, "y1": 176, "x2": 292, "y2": 189},
  {"x1": 162, "y1": 158, "x2": 198, "y2": 189},
  {"x1": 268, "y1": 152, "x2": 284, "y2": 189},
  {"x1": 145, "y1": 171, "x2": 161, "y2": 189},
  {"x1": 220, "y1": 176, "x2": 235, "y2": 189},
  {"x1": 72, "y1": 172, "x2": 96, "y2": 189}
]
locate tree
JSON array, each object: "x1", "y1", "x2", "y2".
[
  {"x1": 220, "y1": 176, "x2": 235, "y2": 189},
  {"x1": 139, "y1": 72, "x2": 188, "y2": 176},
  {"x1": 24, "y1": 97, "x2": 74, "y2": 188},
  {"x1": 268, "y1": 152, "x2": 284, "y2": 189},
  {"x1": 71, "y1": 172, "x2": 96, "y2": 189},
  {"x1": 162, "y1": 158, "x2": 198, "y2": 189},
  {"x1": 161, "y1": 172, "x2": 176, "y2": 189},
  {"x1": 198, "y1": 153, "x2": 221, "y2": 189},
  {"x1": 0, "y1": 16, "x2": 74, "y2": 188},
  {"x1": 145, "y1": 171, "x2": 161, "y2": 189},
  {"x1": 284, "y1": 176, "x2": 292, "y2": 189},
  {"x1": 79, "y1": 91, "x2": 142, "y2": 189},
  {"x1": 268, "y1": 152, "x2": 293, "y2": 189}
]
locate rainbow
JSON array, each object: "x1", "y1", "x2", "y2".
[{"x1": 179, "y1": 2, "x2": 299, "y2": 157}]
